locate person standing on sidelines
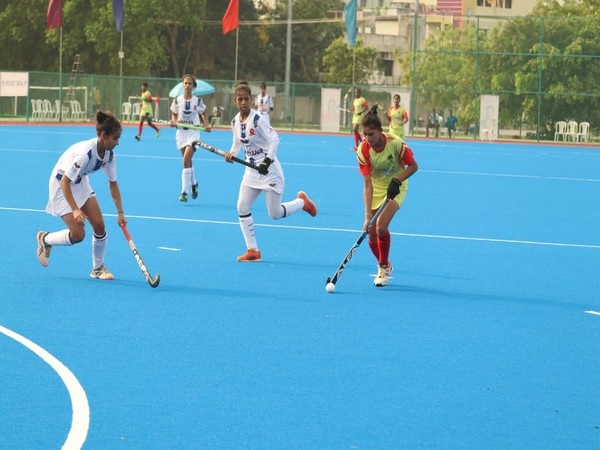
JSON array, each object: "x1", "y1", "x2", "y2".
[
  {"x1": 385, "y1": 93, "x2": 409, "y2": 139},
  {"x1": 350, "y1": 87, "x2": 368, "y2": 150},
  {"x1": 36, "y1": 111, "x2": 127, "y2": 280},
  {"x1": 169, "y1": 74, "x2": 211, "y2": 202},
  {"x1": 357, "y1": 105, "x2": 418, "y2": 287},
  {"x1": 135, "y1": 82, "x2": 160, "y2": 141},
  {"x1": 445, "y1": 109, "x2": 458, "y2": 138},
  {"x1": 225, "y1": 80, "x2": 317, "y2": 262},
  {"x1": 254, "y1": 81, "x2": 274, "y2": 126}
]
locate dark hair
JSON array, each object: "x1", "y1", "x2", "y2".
[
  {"x1": 95, "y1": 111, "x2": 121, "y2": 136},
  {"x1": 141, "y1": 82, "x2": 148, "y2": 88},
  {"x1": 260, "y1": 81, "x2": 266, "y2": 89},
  {"x1": 182, "y1": 74, "x2": 197, "y2": 87},
  {"x1": 234, "y1": 79, "x2": 252, "y2": 95},
  {"x1": 361, "y1": 105, "x2": 383, "y2": 130}
]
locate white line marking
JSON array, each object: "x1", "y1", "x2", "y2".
[
  {"x1": 3, "y1": 206, "x2": 600, "y2": 249},
  {"x1": 157, "y1": 246, "x2": 181, "y2": 251},
  {"x1": 584, "y1": 310, "x2": 600, "y2": 316},
  {"x1": 0, "y1": 325, "x2": 89, "y2": 450}
]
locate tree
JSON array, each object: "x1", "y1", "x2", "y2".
[
  {"x1": 322, "y1": 38, "x2": 381, "y2": 85},
  {"x1": 398, "y1": 24, "x2": 481, "y2": 129},
  {"x1": 267, "y1": 0, "x2": 345, "y2": 83}
]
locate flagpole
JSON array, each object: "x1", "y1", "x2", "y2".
[
  {"x1": 235, "y1": 28, "x2": 239, "y2": 81},
  {"x1": 59, "y1": 26, "x2": 63, "y2": 122},
  {"x1": 119, "y1": 30, "x2": 123, "y2": 120}
]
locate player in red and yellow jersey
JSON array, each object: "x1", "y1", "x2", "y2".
[
  {"x1": 385, "y1": 93, "x2": 409, "y2": 139},
  {"x1": 350, "y1": 87, "x2": 368, "y2": 150},
  {"x1": 357, "y1": 105, "x2": 418, "y2": 287}
]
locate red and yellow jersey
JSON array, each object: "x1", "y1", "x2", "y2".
[
  {"x1": 387, "y1": 105, "x2": 408, "y2": 137},
  {"x1": 140, "y1": 90, "x2": 153, "y2": 116},
  {"x1": 357, "y1": 133, "x2": 415, "y2": 185},
  {"x1": 352, "y1": 96, "x2": 368, "y2": 117}
]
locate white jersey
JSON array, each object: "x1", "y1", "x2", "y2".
[
  {"x1": 170, "y1": 95, "x2": 206, "y2": 150},
  {"x1": 255, "y1": 94, "x2": 273, "y2": 115},
  {"x1": 229, "y1": 109, "x2": 284, "y2": 194},
  {"x1": 46, "y1": 137, "x2": 116, "y2": 216}
]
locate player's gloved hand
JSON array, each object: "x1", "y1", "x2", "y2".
[
  {"x1": 258, "y1": 157, "x2": 272, "y2": 175},
  {"x1": 387, "y1": 178, "x2": 402, "y2": 199}
]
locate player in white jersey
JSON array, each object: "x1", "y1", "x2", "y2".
[
  {"x1": 225, "y1": 80, "x2": 317, "y2": 262},
  {"x1": 169, "y1": 74, "x2": 211, "y2": 202},
  {"x1": 254, "y1": 81, "x2": 274, "y2": 126},
  {"x1": 36, "y1": 111, "x2": 127, "y2": 280}
]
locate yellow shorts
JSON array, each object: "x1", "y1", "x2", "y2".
[{"x1": 371, "y1": 179, "x2": 408, "y2": 210}]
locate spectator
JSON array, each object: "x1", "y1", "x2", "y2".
[{"x1": 446, "y1": 110, "x2": 458, "y2": 138}]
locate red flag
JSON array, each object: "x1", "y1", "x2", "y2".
[
  {"x1": 222, "y1": 0, "x2": 239, "y2": 35},
  {"x1": 47, "y1": 0, "x2": 63, "y2": 30}
]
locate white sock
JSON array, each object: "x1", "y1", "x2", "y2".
[
  {"x1": 92, "y1": 232, "x2": 107, "y2": 270},
  {"x1": 44, "y1": 229, "x2": 73, "y2": 246},
  {"x1": 181, "y1": 168, "x2": 192, "y2": 194},
  {"x1": 239, "y1": 214, "x2": 258, "y2": 250},
  {"x1": 191, "y1": 168, "x2": 197, "y2": 186},
  {"x1": 280, "y1": 198, "x2": 304, "y2": 217}
]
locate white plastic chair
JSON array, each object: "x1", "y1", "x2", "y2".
[
  {"x1": 577, "y1": 121, "x2": 590, "y2": 143},
  {"x1": 43, "y1": 99, "x2": 55, "y2": 121},
  {"x1": 55, "y1": 100, "x2": 69, "y2": 121},
  {"x1": 31, "y1": 99, "x2": 42, "y2": 120},
  {"x1": 36, "y1": 99, "x2": 46, "y2": 120},
  {"x1": 554, "y1": 121, "x2": 567, "y2": 141},
  {"x1": 481, "y1": 119, "x2": 497, "y2": 141},
  {"x1": 121, "y1": 102, "x2": 132, "y2": 122},
  {"x1": 565, "y1": 120, "x2": 578, "y2": 142},
  {"x1": 131, "y1": 102, "x2": 141, "y2": 122}
]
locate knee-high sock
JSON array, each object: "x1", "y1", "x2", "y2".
[
  {"x1": 377, "y1": 231, "x2": 391, "y2": 266},
  {"x1": 278, "y1": 198, "x2": 303, "y2": 218},
  {"x1": 190, "y1": 168, "x2": 197, "y2": 186},
  {"x1": 368, "y1": 238, "x2": 380, "y2": 261},
  {"x1": 92, "y1": 231, "x2": 108, "y2": 270},
  {"x1": 239, "y1": 213, "x2": 258, "y2": 250},
  {"x1": 44, "y1": 229, "x2": 73, "y2": 246},
  {"x1": 181, "y1": 167, "x2": 192, "y2": 194},
  {"x1": 354, "y1": 132, "x2": 362, "y2": 147},
  {"x1": 137, "y1": 123, "x2": 143, "y2": 136}
]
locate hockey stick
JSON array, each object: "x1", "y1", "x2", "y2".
[
  {"x1": 191, "y1": 140, "x2": 261, "y2": 172},
  {"x1": 325, "y1": 200, "x2": 388, "y2": 288},
  {"x1": 120, "y1": 224, "x2": 160, "y2": 288},
  {"x1": 337, "y1": 106, "x2": 352, "y2": 113},
  {"x1": 148, "y1": 118, "x2": 207, "y2": 131}
]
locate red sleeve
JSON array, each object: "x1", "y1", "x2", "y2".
[
  {"x1": 402, "y1": 145, "x2": 415, "y2": 165},
  {"x1": 357, "y1": 142, "x2": 372, "y2": 176},
  {"x1": 402, "y1": 111, "x2": 409, "y2": 121}
]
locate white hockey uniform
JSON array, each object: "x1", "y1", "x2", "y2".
[
  {"x1": 46, "y1": 137, "x2": 116, "y2": 217},
  {"x1": 254, "y1": 94, "x2": 274, "y2": 126},
  {"x1": 170, "y1": 95, "x2": 206, "y2": 150},
  {"x1": 229, "y1": 109, "x2": 284, "y2": 195}
]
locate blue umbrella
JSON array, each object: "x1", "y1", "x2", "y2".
[{"x1": 169, "y1": 80, "x2": 216, "y2": 97}]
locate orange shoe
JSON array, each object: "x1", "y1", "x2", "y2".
[
  {"x1": 237, "y1": 248, "x2": 262, "y2": 262},
  {"x1": 297, "y1": 191, "x2": 317, "y2": 217}
]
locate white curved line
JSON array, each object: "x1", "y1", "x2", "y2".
[{"x1": 0, "y1": 326, "x2": 89, "y2": 449}]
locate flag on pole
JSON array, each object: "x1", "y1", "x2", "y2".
[
  {"x1": 113, "y1": 0, "x2": 123, "y2": 33},
  {"x1": 47, "y1": 0, "x2": 63, "y2": 30},
  {"x1": 222, "y1": 0, "x2": 239, "y2": 35},
  {"x1": 344, "y1": 0, "x2": 357, "y2": 48}
]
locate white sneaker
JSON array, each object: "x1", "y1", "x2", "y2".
[
  {"x1": 36, "y1": 231, "x2": 52, "y2": 267},
  {"x1": 374, "y1": 263, "x2": 393, "y2": 287},
  {"x1": 90, "y1": 265, "x2": 114, "y2": 280}
]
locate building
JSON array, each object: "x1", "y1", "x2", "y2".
[{"x1": 356, "y1": 0, "x2": 538, "y2": 85}]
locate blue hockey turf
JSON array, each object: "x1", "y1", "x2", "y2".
[{"x1": 1, "y1": 124, "x2": 599, "y2": 449}]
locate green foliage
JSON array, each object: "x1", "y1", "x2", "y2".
[{"x1": 322, "y1": 38, "x2": 381, "y2": 84}]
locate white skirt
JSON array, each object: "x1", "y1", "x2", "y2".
[
  {"x1": 175, "y1": 128, "x2": 200, "y2": 151},
  {"x1": 45, "y1": 174, "x2": 94, "y2": 217}
]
